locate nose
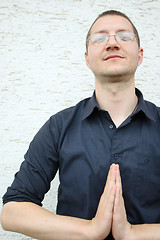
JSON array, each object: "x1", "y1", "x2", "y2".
[{"x1": 105, "y1": 34, "x2": 120, "y2": 51}]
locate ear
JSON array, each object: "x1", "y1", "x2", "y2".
[
  {"x1": 85, "y1": 51, "x2": 90, "y2": 69},
  {"x1": 138, "y1": 48, "x2": 143, "y2": 66}
]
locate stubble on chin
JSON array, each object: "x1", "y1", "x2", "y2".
[{"x1": 95, "y1": 69, "x2": 135, "y2": 85}]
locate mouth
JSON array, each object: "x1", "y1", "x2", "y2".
[{"x1": 104, "y1": 55, "x2": 124, "y2": 61}]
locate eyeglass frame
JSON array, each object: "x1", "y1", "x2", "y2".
[{"x1": 87, "y1": 31, "x2": 137, "y2": 46}]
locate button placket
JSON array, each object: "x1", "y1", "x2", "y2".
[{"x1": 110, "y1": 128, "x2": 122, "y2": 164}]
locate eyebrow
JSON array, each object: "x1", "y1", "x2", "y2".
[{"x1": 92, "y1": 28, "x2": 132, "y2": 34}]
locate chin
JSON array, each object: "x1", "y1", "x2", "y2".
[
  {"x1": 100, "y1": 71, "x2": 131, "y2": 83},
  {"x1": 102, "y1": 68, "x2": 130, "y2": 77}
]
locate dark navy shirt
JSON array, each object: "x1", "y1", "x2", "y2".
[{"x1": 3, "y1": 89, "x2": 160, "y2": 240}]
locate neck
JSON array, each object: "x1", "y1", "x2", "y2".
[{"x1": 95, "y1": 80, "x2": 138, "y2": 127}]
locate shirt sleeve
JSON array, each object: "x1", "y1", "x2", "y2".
[{"x1": 3, "y1": 116, "x2": 60, "y2": 206}]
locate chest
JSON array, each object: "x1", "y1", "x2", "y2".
[{"x1": 57, "y1": 115, "x2": 160, "y2": 222}]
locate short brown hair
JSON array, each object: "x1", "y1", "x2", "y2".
[{"x1": 86, "y1": 10, "x2": 140, "y2": 51}]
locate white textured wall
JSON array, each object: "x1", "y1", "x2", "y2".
[{"x1": 0, "y1": 0, "x2": 160, "y2": 239}]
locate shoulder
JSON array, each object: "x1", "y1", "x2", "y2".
[
  {"x1": 28, "y1": 97, "x2": 91, "y2": 152},
  {"x1": 144, "y1": 99, "x2": 160, "y2": 121},
  {"x1": 49, "y1": 96, "x2": 90, "y2": 125}
]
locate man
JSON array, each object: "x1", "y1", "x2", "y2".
[{"x1": 1, "y1": 10, "x2": 160, "y2": 240}]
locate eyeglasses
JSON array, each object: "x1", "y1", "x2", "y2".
[{"x1": 88, "y1": 31, "x2": 136, "y2": 45}]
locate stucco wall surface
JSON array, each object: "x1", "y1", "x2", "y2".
[{"x1": 0, "y1": 0, "x2": 160, "y2": 239}]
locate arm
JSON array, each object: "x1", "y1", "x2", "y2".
[
  {"x1": 112, "y1": 165, "x2": 160, "y2": 240},
  {"x1": 0, "y1": 164, "x2": 117, "y2": 240},
  {"x1": 1, "y1": 201, "x2": 92, "y2": 240}
]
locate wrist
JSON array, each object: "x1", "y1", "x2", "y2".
[
  {"x1": 121, "y1": 224, "x2": 140, "y2": 240},
  {"x1": 115, "y1": 224, "x2": 135, "y2": 240},
  {"x1": 85, "y1": 220, "x2": 98, "y2": 240},
  {"x1": 87, "y1": 217, "x2": 109, "y2": 240}
]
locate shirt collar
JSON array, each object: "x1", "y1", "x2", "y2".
[
  {"x1": 82, "y1": 91, "x2": 100, "y2": 120},
  {"x1": 135, "y1": 88, "x2": 157, "y2": 122},
  {"x1": 82, "y1": 88, "x2": 157, "y2": 122}
]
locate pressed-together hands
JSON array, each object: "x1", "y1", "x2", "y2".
[
  {"x1": 90, "y1": 164, "x2": 133, "y2": 240},
  {"x1": 1, "y1": 163, "x2": 160, "y2": 240}
]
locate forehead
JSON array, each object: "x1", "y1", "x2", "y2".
[{"x1": 90, "y1": 15, "x2": 134, "y2": 34}]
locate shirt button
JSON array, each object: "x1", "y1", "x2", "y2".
[
  {"x1": 109, "y1": 124, "x2": 114, "y2": 129},
  {"x1": 114, "y1": 154, "x2": 119, "y2": 159}
]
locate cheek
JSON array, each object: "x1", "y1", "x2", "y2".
[
  {"x1": 86, "y1": 54, "x2": 96, "y2": 69},
  {"x1": 88, "y1": 49, "x2": 102, "y2": 66},
  {"x1": 88, "y1": 56, "x2": 100, "y2": 70},
  {"x1": 135, "y1": 54, "x2": 142, "y2": 67},
  {"x1": 128, "y1": 50, "x2": 140, "y2": 66},
  {"x1": 87, "y1": 46, "x2": 102, "y2": 60},
  {"x1": 132, "y1": 47, "x2": 143, "y2": 65}
]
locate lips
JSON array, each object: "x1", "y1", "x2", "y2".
[{"x1": 104, "y1": 55, "x2": 124, "y2": 61}]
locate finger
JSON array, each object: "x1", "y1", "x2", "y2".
[
  {"x1": 114, "y1": 170, "x2": 126, "y2": 217},
  {"x1": 106, "y1": 164, "x2": 115, "y2": 180},
  {"x1": 102, "y1": 165, "x2": 116, "y2": 199},
  {"x1": 99, "y1": 164, "x2": 117, "y2": 213},
  {"x1": 115, "y1": 165, "x2": 122, "y2": 195},
  {"x1": 114, "y1": 166, "x2": 124, "y2": 213},
  {"x1": 106, "y1": 164, "x2": 116, "y2": 184}
]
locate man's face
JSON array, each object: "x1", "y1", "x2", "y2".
[{"x1": 85, "y1": 15, "x2": 143, "y2": 82}]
